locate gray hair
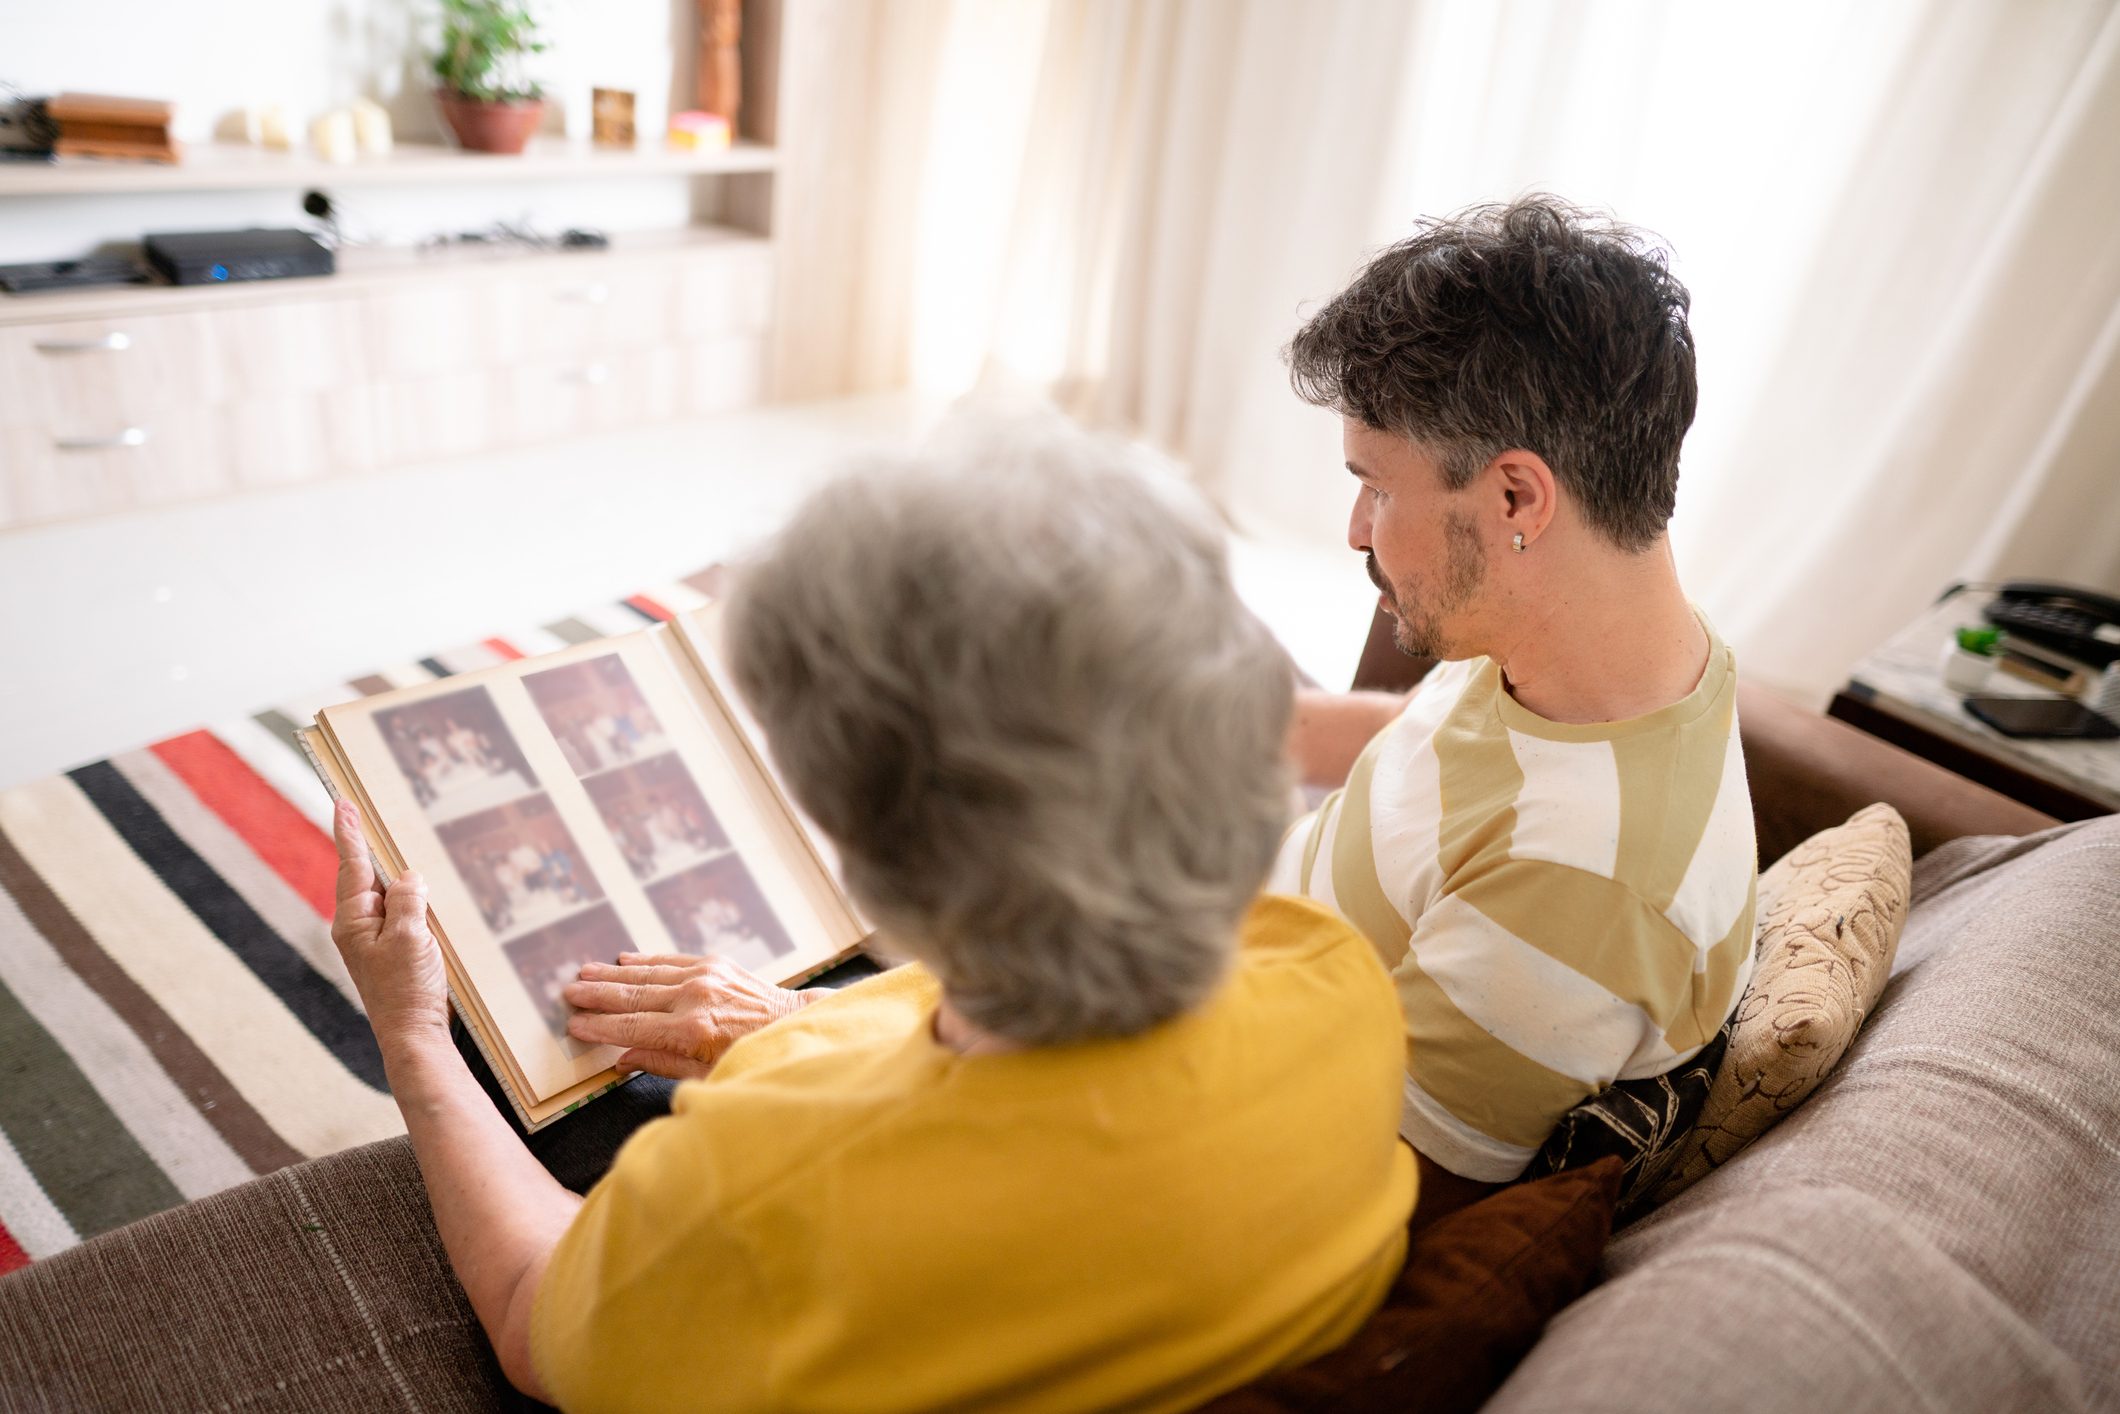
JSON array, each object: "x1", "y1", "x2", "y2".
[{"x1": 724, "y1": 421, "x2": 1295, "y2": 1045}]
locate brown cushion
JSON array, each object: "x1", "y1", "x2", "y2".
[
  {"x1": 1196, "y1": 1157, "x2": 1622, "y2": 1414},
  {"x1": 1647, "y1": 803, "x2": 1912, "y2": 1206}
]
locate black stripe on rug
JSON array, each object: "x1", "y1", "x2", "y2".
[{"x1": 65, "y1": 762, "x2": 390, "y2": 1093}]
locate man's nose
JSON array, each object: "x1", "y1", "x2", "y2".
[{"x1": 1347, "y1": 493, "x2": 1372, "y2": 554}]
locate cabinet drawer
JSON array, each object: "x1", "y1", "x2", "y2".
[
  {"x1": 360, "y1": 283, "x2": 504, "y2": 381},
  {"x1": 674, "y1": 245, "x2": 775, "y2": 340},
  {"x1": 502, "y1": 355, "x2": 656, "y2": 444},
  {"x1": 497, "y1": 264, "x2": 680, "y2": 362},
  {"x1": 213, "y1": 297, "x2": 369, "y2": 396},
  {"x1": 0, "y1": 403, "x2": 228, "y2": 526},
  {"x1": 676, "y1": 334, "x2": 768, "y2": 416},
  {"x1": 372, "y1": 370, "x2": 503, "y2": 466},
  {"x1": 0, "y1": 311, "x2": 223, "y2": 427},
  {"x1": 223, "y1": 388, "x2": 379, "y2": 488}
]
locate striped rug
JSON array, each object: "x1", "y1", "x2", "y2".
[{"x1": 0, "y1": 571, "x2": 724, "y2": 1272}]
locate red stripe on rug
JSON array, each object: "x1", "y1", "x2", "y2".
[
  {"x1": 483, "y1": 636, "x2": 525, "y2": 661},
  {"x1": 149, "y1": 731, "x2": 336, "y2": 919},
  {"x1": 0, "y1": 1220, "x2": 29, "y2": 1276},
  {"x1": 625, "y1": 593, "x2": 675, "y2": 622}
]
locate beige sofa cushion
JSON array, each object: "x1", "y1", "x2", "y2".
[{"x1": 1649, "y1": 803, "x2": 1911, "y2": 1204}]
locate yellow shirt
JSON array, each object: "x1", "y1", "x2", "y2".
[{"x1": 531, "y1": 895, "x2": 1415, "y2": 1414}]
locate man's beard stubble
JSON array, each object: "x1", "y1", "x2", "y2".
[{"x1": 1373, "y1": 510, "x2": 1487, "y2": 660}]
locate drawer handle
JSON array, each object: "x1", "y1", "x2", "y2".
[
  {"x1": 560, "y1": 363, "x2": 610, "y2": 386},
  {"x1": 55, "y1": 427, "x2": 149, "y2": 451},
  {"x1": 554, "y1": 284, "x2": 609, "y2": 305},
  {"x1": 36, "y1": 332, "x2": 132, "y2": 355}
]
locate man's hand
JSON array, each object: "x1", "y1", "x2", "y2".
[
  {"x1": 331, "y1": 800, "x2": 451, "y2": 1047},
  {"x1": 562, "y1": 953, "x2": 814, "y2": 1080}
]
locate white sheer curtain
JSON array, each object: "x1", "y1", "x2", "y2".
[{"x1": 771, "y1": 0, "x2": 2120, "y2": 701}]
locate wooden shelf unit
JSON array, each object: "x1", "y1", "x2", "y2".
[
  {"x1": 0, "y1": 138, "x2": 778, "y2": 197},
  {"x1": 0, "y1": 0, "x2": 791, "y2": 532}
]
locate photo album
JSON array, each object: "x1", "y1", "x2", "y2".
[{"x1": 299, "y1": 606, "x2": 870, "y2": 1131}]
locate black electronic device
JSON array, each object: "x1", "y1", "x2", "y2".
[
  {"x1": 1963, "y1": 695, "x2": 2120, "y2": 741},
  {"x1": 143, "y1": 227, "x2": 335, "y2": 286},
  {"x1": 0, "y1": 256, "x2": 151, "y2": 294},
  {"x1": 1982, "y1": 581, "x2": 2120, "y2": 669}
]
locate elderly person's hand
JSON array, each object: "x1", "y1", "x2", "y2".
[
  {"x1": 331, "y1": 799, "x2": 451, "y2": 1045},
  {"x1": 562, "y1": 954, "x2": 816, "y2": 1080}
]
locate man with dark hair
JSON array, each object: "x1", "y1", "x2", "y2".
[{"x1": 1272, "y1": 195, "x2": 1756, "y2": 1223}]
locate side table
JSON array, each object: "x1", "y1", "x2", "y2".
[{"x1": 1829, "y1": 586, "x2": 2120, "y2": 821}]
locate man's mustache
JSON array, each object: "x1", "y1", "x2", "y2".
[{"x1": 1365, "y1": 554, "x2": 1391, "y2": 596}]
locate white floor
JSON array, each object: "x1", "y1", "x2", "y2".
[{"x1": 0, "y1": 393, "x2": 1378, "y2": 791}]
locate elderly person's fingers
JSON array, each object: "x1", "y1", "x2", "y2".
[
  {"x1": 611, "y1": 1047, "x2": 716, "y2": 1083},
  {"x1": 560, "y1": 979, "x2": 678, "y2": 1014},
  {"x1": 339, "y1": 868, "x2": 452, "y2": 1043},
  {"x1": 576, "y1": 960, "x2": 697, "y2": 987},
  {"x1": 566, "y1": 1008, "x2": 696, "y2": 1053},
  {"x1": 381, "y1": 870, "x2": 432, "y2": 940},
  {"x1": 614, "y1": 952, "x2": 704, "y2": 968},
  {"x1": 332, "y1": 801, "x2": 384, "y2": 923}
]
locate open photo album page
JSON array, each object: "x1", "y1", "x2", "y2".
[{"x1": 320, "y1": 629, "x2": 849, "y2": 1101}]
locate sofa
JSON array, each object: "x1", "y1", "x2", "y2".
[{"x1": 0, "y1": 676, "x2": 2111, "y2": 1412}]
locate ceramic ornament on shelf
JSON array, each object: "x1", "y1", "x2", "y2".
[
  {"x1": 350, "y1": 97, "x2": 393, "y2": 155},
  {"x1": 310, "y1": 109, "x2": 357, "y2": 163},
  {"x1": 254, "y1": 104, "x2": 293, "y2": 150}
]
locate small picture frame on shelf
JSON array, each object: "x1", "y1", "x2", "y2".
[{"x1": 591, "y1": 88, "x2": 636, "y2": 148}]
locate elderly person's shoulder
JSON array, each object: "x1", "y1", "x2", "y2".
[
  {"x1": 533, "y1": 895, "x2": 1409, "y2": 1412},
  {"x1": 686, "y1": 891, "x2": 1394, "y2": 1102}
]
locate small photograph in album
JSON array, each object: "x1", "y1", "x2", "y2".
[
  {"x1": 502, "y1": 904, "x2": 636, "y2": 1035},
  {"x1": 524, "y1": 654, "x2": 673, "y2": 777},
  {"x1": 434, "y1": 794, "x2": 609, "y2": 939},
  {"x1": 647, "y1": 854, "x2": 794, "y2": 974},
  {"x1": 584, "y1": 753, "x2": 731, "y2": 882},
  {"x1": 375, "y1": 687, "x2": 541, "y2": 821}
]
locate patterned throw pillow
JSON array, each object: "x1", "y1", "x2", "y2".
[{"x1": 1646, "y1": 802, "x2": 1913, "y2": 1207}]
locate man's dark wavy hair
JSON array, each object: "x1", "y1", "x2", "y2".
[{"x1": 1286, "y1": 194, "x2": 1696, "y2": 552}]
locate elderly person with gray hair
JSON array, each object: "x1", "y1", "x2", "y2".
[{"x1": 326, "y1": 427, "x2": 1415, "y2": 1413}]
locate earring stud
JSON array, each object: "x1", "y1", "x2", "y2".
[{"x1": 1512, "y1": 533, "x2": 1526, "y2": 553}]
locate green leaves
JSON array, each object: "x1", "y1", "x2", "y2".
[{"x1": 432, "y1": 0, "x2": 548, "y2": 102}]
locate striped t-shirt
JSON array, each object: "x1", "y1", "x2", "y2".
[{"x1": 1268, "y1": 611, "x2": 1757, "y2": 1182}]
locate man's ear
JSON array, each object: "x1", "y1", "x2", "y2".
[{"x1": 1489, "y1": 450, "x2": 1558, "y2": 551}]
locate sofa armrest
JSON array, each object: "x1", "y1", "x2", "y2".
[{"x1": 1735, "y1": 681, "x2": 2057, "y2": 863}]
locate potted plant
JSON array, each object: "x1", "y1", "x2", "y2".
[
  {"x1": 432, "y1": 0, "x2": 548, "y2": 155},
  {"x1": 1941, "y1": 625, "x2": 2000, "y2": 693}
]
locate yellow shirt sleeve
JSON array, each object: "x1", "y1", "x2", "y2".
[{"x1": 531, "y1": 1102, "x2": 766, "y2": 1414}]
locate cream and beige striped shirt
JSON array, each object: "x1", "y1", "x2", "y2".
[{"x1": 1269, "y1": 611, "x2": 1756, "y2": 1182}]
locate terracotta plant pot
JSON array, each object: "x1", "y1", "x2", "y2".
[{"x1": 436, "y1": 91, "x2": 544, "y2": 155}]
